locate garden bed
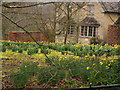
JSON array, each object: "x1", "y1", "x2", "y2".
[{"x1": 1, "y1": 40, "x2": 120, "y2": 89}]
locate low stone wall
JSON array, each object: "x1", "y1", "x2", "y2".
[
  {"x1": 107, "y1": 25, "x2": 120, "y2": 45},
  {"x1": 78, "y1": 37, "x2": 90, "y2": 44},
  {"x1": 55, "y1": 34, "x2": 77, "y2": 43},
  {"x1": 8, "y1": 31, "x2": 48, "y2": 42}
]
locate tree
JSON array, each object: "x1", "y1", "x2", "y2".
[
  {"x1": 55, "y1": 2, "x2": 87, "y2": 44},
  {"x1": 2, "y1": 2, "x2": 56, "y2": 42}
]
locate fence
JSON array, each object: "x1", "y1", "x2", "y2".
[
  {"x1": 8, "y1": 31, "x2": 48, "y2": 42},
  {"x1": 107, "y1": 25, "x2": 120, "y2": 45}
]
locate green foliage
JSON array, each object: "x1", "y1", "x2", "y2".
[
  {"x1": 11, "y1": 71, "x2": 29, "y2": 88},
  {"x1": 116, "y1": 47, "x2": 120, "y2": 55},
  {"x1": 90, "y1": 37, "x2": 103, "y2": 45},
  {"x1": 18, "y1": 48, "x2": 23, "y2": 53},
  {"x1": 37, "y1": 66, "x2": 66, "y2": 85},
  {"x1": 2, "y1": 40, "x2": 120, "y2": 88},
  {"x1": 2, "y1": 47, "x2": 6, "y2": 52},
  {"x1": 11, "y1": 47, "x2": 18, "y2": 52},
  {"x1": 27, "y1": 48, "x2": 38, "y2": 55},
  {"x1": 45, "y1": 56, "x2": 59, "y2": 65},
  {"x1": 37, "y1": 67, "x2": 53, "y2": 84},
  {"x1": 20, "y1": 61, "x2": 39, "y2": 75},
  {"x1": 41, "y1": 47, "x2": 50, "y2": 54},
  {"x1": 10, "y1": 61, "x2": 39, "y2": 88}
]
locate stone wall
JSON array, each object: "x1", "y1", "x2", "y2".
[
  {"x1": 8, "y1": 31, "x2": 48, "y2": 42},
  {"x1": 78, "y1": 37, "x2": 90, "y2": 44},
  {"x1": 55, "y1": 35, "x2": 77, "y2": 43},
  {"x1": 107, "y1": 25, "x2": 120, "y2": 45},
  {"x1": 55, "y1": 34, "x2": 91, "y2": 44}
]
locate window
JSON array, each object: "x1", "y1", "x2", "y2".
[
  {"x1": 68, "y1": 25, "x2": 74, "y2": 34},
  {"x1": 87, "y1": 4, "x2": 94, "y2": 16},
  {"x1": 84, "y1": 26, "x2": 87, "y2": 36},
  {"x1": 62, "y1": 25, "x2": 74, "y2": 34},
  {"x1": 80, "y1": 26, "x2": 98, "y2": 37},
  {"x1": 88, "y1": 26, "x2": 92, "y2": 36}
]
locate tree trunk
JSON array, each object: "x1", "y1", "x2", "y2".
[
  {"x1": 76, "y1": 25, "x2": 79, "y2": 43},
  {"x1": 64, "y1": 3, "x2": 70, "y2": 44}
]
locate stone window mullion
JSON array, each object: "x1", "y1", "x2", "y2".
[
  {"x1": 92, "y1": 26, "x2": 94, "y2": 37},
  {"x1": 87, "y1": 26, "x2": 89, "y2": 36},
  {"x1": 96, "y1": 27, "x2": 98, "y2": 37},
  {"x1": 83, "y1": 26, "x2": 85, "y2": 36}
]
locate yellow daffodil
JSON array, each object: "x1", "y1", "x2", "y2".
[
  {"x1": 108, "y1": 64, "x2": 110, "y2": 66},
  {"x1": 92, "y1": 55, "x2": 95, "y2": 57},
  {"x1": 103, "y1": 58, "x2": 107, "y2": 60},
  {"x1": 93, "y1": 63, "x2": 96, "y2": 66},
  {"x1": 106, "y1": 66, "x2": 109, "y2": 68},
  {"x1": 100, "y1": 46, "x2": 102, "y2": 48},
  {"x1": 110, "y1": 60, "x2": 115, "y2": 63},
  {"x1": 59, "y1": 58, "x2": 62, "y2": 61},
  {"x1": 74, "y1": 56, "x2": 79, "y2": 59},
  {"x1": 2, "y1": 75, "x2": 7, "y2": 78},
  {"x1": 85, "y1": 56, "x2": 88, "y2": 58},
  {"x1": 105, "y1": 44, "x2": 108, "y2": 47},
  {"x1": 100, "y1": 62, "x2": 103, "y2": 65},
  {"x1": 86, "y1": 67, "x2": 90, "y2": 70},
  {"x1": 37, "y1": 64, "x2": 41, "y2": 67}
]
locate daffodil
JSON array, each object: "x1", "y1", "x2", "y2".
[
  {"x1": 2, "y1": 75, "x2": 7, "y2": 78},
  {"x1": 85, "y1": 56, "x2": 88, "y2": 58},
  {"x1": 59, "y1": 58, "x2": 62, "y2": 61},
  {"x1": 110, "y1": 60, "x2": 115, "y2": 63},
  {"x1": 92, "y1": 55, "x2": 95, "y2": 57},
  {"x1": 93, "y1": 63, "x2": 96, "y2": 65},
  {"x1": 106, "y1": 66, "x2": 109, "y2": 68},
  {"x1": 103, "y1": 58, "x2": 107, "y2": 60},
  {"x1": 108, "y1": 64, "x2": 110, "y2": 66},
  {"x1": 74, "y1": 56, "x2": 79, "y2": 59},
  {"x1": 100, "y1": 62, "x2": 103, "y2": 65},
  {"x1": 37, "y1": 64, "x2": 41, "y2": 67},
  {"x1": 105, "y1": 44, "x2": 108, "y2": 47},
  {"x1": 86, "y1": 67, "x2": 90, "y2": 70}
]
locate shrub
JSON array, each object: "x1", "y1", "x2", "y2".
[
  {"x1": 20, "y1": 61, "x2": 39, "y2": 75},
  {"x1": 90, "y1": 37, "x2": 103, "y2": 45},
  {"x1": 18, "y1": 48, "x2": 23, "y2": 53},
  {"x1": 11, "y1": 71, "x2": 29, "y2": 88},
  {"x1": 45, "y1": 56, "x2": 59, "y2": 65},
  {"x1": 10, "y1": 61, "x2": 39, "y2": 88},
  {"x1": 37, "y1": 66, "x2": 66, "y2": 85},
  {"x1": 2, "y1": 47, "x2": 6, "y2": 52}
]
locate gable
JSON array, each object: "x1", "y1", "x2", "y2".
[
  {"x1": 80, "y1": 16, "x2": 100, "y2": 27},
  {"x1": 99, "y1": 2, "x2": 120, "y2": 14}
]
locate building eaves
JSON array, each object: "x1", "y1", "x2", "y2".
[
  {"x1": 99, "y1": 2, "x2": 120, "y2": 14},
  {"x1": 80, "y1": 16, "x2": 100, "y2": 27}
]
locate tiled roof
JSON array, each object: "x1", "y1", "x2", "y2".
[
  {"x1": 100, "y1": 2, "x2": 120, "y2": 13},
  {"x1": 80, "y1": 16, "x2": 100, "y2": 27}
]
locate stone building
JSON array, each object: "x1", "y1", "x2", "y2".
[
  {"x1": 55, "y1": 2, "x2": 120, "y2": 44},
  {"x1": 2, "y1": 2, "x2": 120, "y2": 44}
]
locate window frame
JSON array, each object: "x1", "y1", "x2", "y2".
[
  {"x1": 80, "y1": 26, "x2": 98, "y2": 37},
  {"x1": 68, "y1": 25, "x2": 74, "y2": 34},
  {"x1": 87, "y1": 4, "x2": 95, "y2": 16}
]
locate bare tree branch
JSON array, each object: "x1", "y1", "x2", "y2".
[
  {"x1": 2, "y1": 2, "x2": 55, "y2": 8},
  {"x1": 0, "y1": 12, "x2": 50, "y2": 60}
]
